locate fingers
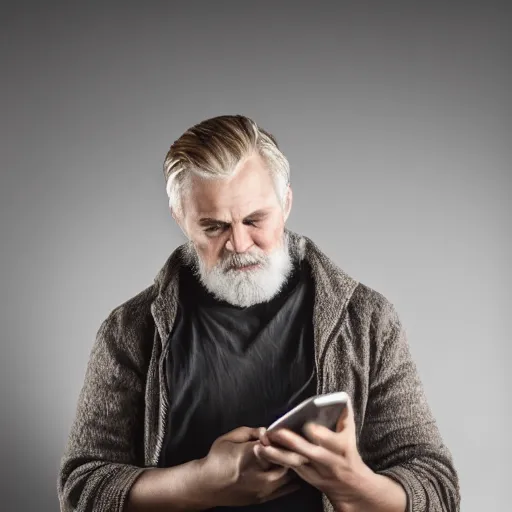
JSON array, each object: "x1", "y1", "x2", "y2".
[
  {"x1": 258, "y1": 465, "x2": 297, "y2": 499},
  {"x1": 303, "y1": 422, "x2": 349, "y2": 455},
  {"x1": 335, "y1": 396, "x2": 354, "y2": 433},
  {"x1": 256, "y1": 427, "x2": 267, "y2": 438},
  {"x1": 266, "y1": 428, "x2": 337, "y2": 467},
  {"x1": 259, "y1": 428, "x2": 271, "y2": 447},
  {"x1": 254, "y1": 443, "x2": 310, "y2": 468},
  {"x1": 253, "y1": 444, "x2": 274, "y2": 470},
  {"x1": 261, "y1": 464, "x2": 290, "y2": 482},
  {"x1": 222, "y1": 426, "x2": 263, "y2": 443}
]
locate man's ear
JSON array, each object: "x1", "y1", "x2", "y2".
[
  {"x1": 283, "y1": 186, "x2": 293, "y2": 222},
  {"x1": 171, "y1": 206, "x2": 179, "y2": 224}
]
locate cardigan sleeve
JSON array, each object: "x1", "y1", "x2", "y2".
[
  {"x1": 359, "y1": 303, "x2": 461, "y2": 512},
  {"x1": 57, "y1": 312, "x2": 148, "y2": 512}
]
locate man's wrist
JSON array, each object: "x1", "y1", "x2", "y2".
[
  {"x1": 190, "y1": 456, "x2": 221, "y2": 509},
  {"x1": 328, "y1": 465, "x2": 407, "y2": 512},
  {"x1": 125, "y1": 457, "x2": 218, "y2": 512}
]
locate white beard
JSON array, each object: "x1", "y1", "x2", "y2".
[{"x1": 183, "y1": 233, "x2": 293, "y2": 308}]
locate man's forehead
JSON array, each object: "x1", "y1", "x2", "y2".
[
  {"x1": 195, "y1": 205, "x2": 274, "y2": 223},
  {"x1": 185, "y1": 182, "x2": 279, "y2": 221}
]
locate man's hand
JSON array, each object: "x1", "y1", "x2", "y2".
[
  {"x1": 253, "y1": 398, "x2": 407, "y2": 512},
  {"x1": 199, "y1": 426, "x2": 301, "y2": 507}
]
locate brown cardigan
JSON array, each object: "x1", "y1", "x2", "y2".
[{"x1": 58, "y1": 230, "x2": 460, "y2": 511}]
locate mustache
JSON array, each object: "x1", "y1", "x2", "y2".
[{"x1": 220, "y1": 251, "x2": 268, "y2": 270}]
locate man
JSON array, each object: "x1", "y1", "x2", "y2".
[{"x1": 58, "y1": 115, "x2": 460, "y2": 512}]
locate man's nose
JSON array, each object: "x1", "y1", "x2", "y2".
[{"x1": 225, "y1": 224, "x2": 253, "y2": 253}]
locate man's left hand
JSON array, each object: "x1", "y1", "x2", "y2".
[{"x1": 254, "y1": 399, "x2": 379, "y2": 511}]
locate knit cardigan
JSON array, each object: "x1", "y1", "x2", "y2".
[{"x1": 58, "y1": 230, "x2": 460, "y2": 511}]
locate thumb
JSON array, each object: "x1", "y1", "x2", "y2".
[
  {"x1": 222, "y1": 426, "x2": 263, "y2": 443},
  {"x1": 335, "y1": 396, "x2": 354, "y2": 433}
]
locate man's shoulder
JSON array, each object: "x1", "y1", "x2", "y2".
[
  {"x1": 99, "y1": 283, "x2": 159, "y2": 341},
  {"x1": 347, "y1": 282, "x2": 403, "y2": 345},
  {"x1": 350, "y1": 282, "x2": 397, "y2": 317}
]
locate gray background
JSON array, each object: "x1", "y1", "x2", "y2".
[{"x1": 1, "y1": 2, "x2": 510, "y2": 511}]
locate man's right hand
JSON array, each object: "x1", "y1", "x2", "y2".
[{"x1": 199, "y1": 426, "x2": 301, "y2": 507}]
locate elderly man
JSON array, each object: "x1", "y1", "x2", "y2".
[{"x1": 58, "y1": 115, "x2": 460, "y2": 512}]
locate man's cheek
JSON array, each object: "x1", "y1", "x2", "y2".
[{"x1": 197, "y1": 242, "x2": 223, "y2": 270}]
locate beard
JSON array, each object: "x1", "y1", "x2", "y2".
[{"x1": 182, "y1": 232, "x2": 293, "y2": 308}]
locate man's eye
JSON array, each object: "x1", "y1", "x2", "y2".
[
  {"x1": 204, "y1": 225, "x2": 224, "y2": 234},
  {"x1": 243, "y1": 219, "x2": 257, "y2": 226}
]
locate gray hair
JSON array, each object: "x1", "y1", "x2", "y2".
[{"x1": 163, "y1": 115, "x2": 290, "y2": 217}]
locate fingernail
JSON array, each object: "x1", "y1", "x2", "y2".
[{"x1": 304, "y1": 422, "x2": 317, "y2": 434}]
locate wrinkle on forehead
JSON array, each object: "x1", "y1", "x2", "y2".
[{"x1": 183, "y1": 155, "x2": 280, "y2": 223}]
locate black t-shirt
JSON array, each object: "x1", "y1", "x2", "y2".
[{"x1": 160, "y1": 258, "x2": 323, "y2": 511}]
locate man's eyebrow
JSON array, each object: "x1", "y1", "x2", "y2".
[
  {"x1": 198, "y1": 209, "x2": 270, "y2": 225},
  {"x1": 244, "y1": 209, "x2": 270, "y2": 219},
  {"x1": 198, "y1": 217, "x2": 229, "y2": 226}
]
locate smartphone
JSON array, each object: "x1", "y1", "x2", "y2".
[{"x1": 266, "y1": 391, "x2": 349, "y2": 437}]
